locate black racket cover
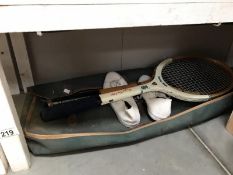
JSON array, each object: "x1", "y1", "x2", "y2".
[{"x1": 40, "y1": 95, "x2": 101, "y2": 122}]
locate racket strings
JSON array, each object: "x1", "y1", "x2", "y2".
[{"x1": 161, "y1": 59, "x2": 233, "y2": 95}]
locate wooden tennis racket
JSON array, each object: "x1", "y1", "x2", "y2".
[{"x1": 41, "y1": 57, "x2": 233, "y2": 121}]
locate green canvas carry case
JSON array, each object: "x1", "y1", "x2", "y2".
[{"x1": 20, "y1": 68, "x2": 233, "y2": 155}]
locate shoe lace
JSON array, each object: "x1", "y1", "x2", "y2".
[{"x1": 110, "y1": 79, "x2": 122, "y2": 87}]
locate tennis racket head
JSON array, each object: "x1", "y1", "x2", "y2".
[{"x1": 153, "y1": 57, "x2": 233, "y2": 101}]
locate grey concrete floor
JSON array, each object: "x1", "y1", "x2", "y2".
[
  {"x1": 193, "y1": 113, "x2": 233, "y2": 174},
  {"x1": 8, "y1": 95, "x2": 233, "y2": 175}
]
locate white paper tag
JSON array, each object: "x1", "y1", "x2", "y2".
[
  {"x1": 0, "y1": 128, "x2": 19, "y2": 140},
  {"x1": 64, "y1": 88, "x2": 71, "y2": 94}
]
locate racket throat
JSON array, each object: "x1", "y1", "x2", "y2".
[{"x1": 99, "y1": 84, "x2": 153, "y2": 105}]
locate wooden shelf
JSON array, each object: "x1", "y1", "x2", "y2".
[
  {"x1": 0, "y1": 1, "x2": 233, "y2": 33},
  {"x1": 1, "y1": 0, "x2": 233, "y2": 5}
]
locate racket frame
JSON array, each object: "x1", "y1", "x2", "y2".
[{"x1": 100, "y1": 57, "x2": 233, "y2": 104}]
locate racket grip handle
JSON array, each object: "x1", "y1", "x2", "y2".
[{"x1": 40, "y1": 95, "x2": 101, "y2": 122}]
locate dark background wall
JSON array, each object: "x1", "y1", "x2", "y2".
[{"x1": 25, "y1": 24, "x2": 233, "y2": 84}]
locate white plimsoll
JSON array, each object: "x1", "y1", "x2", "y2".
[
  {"x1": 103, "y1": 72, "x2": 140, "y2": 128},
  {"x1": 138, "y1": 75, "x2": 172, "y2": 120}
]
